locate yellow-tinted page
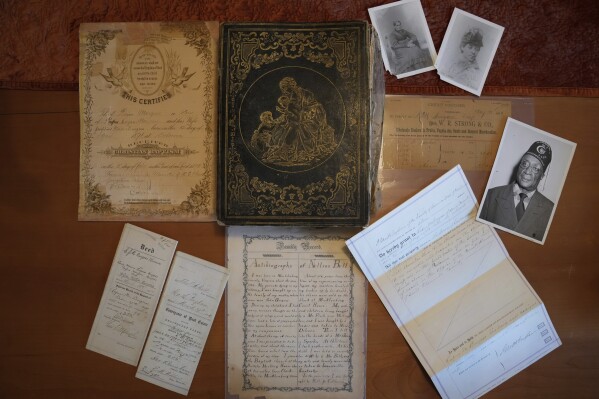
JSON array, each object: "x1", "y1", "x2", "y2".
[{"x1": 79, "y1": 22, "x2": 219, "y2": 221}]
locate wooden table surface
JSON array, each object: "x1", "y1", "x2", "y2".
[{"x1": 0, "y1": 90, "x2": 597, "y2": 398}]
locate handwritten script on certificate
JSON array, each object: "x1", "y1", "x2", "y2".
[
  {"x1": 383, "y1": 96, "x2": 511, "y2": 171},
  {"x1": 136, "y1": 252, "x2": 228, "y2": 395},
  {"x1": 87, "y1": 224, "x2": 177, "y2": 365},
  {"x1": 347, "y1": 166, "x2": 561, "y2": 399},
  {"x1": 78, "y1": 22, "x2": 219, "y2": 221},
  {"x1": 226, "y1": 227, "x2": 367, "y2": 399}
]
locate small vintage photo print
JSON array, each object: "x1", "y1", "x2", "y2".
[
  {"x1": 476, "y1": 118, "x2": 576, "y2": 244},
  {"x1": 436, "y1": 8, "x2": 504, "y2": 96},
  {"x1": 369, "y1": 0, "x2": 437, "y2": 79}
]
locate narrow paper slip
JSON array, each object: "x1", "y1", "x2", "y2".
[
  {"x1": 136, "y1": 252, "x2": 229, "y2": 395},
  {"x1": 87, "y1": 224, "x2": 177, "y2": 365}
]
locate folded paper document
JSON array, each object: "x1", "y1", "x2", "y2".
[{"x1": 347, "y1": 165, "x2": 560, "y2": 399}]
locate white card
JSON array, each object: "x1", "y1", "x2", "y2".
[
  {"x1": 136, "y1": 252, "x2": 229, "y2": 395},
  {"x1": 87, "y1": 224, "x2": 177, "y2": 365}
]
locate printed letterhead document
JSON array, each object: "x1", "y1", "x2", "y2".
[
  {"x1": 136, "y1": 252, "x2": 229, "y2": 395},
  {"x1": 382, "y1": 96, "x2": 511, "y2": 171},
  {"x1": 347, "y1": 165, "x2": 560, "y2": 399},
  {"x1": 79, "y1": 22, "x2": 219, "y2": 221},
  {"x1": 226, "y1": 227, "x2": 367, "y2": 399},
  {"x1": 87, "y1": 224, "x2": 177, "y2": 365}
]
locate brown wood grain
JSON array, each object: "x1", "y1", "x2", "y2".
[{"x1": 0, "y1": 90, "x2": 598, "y2": 398}]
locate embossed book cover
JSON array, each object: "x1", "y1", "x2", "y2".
[
  {"x1": 79, "y1": 22, "x2": 219, "y2": 221},
  {"x1": 218, "y1": 22, "x2": 382, "y2": 226}
]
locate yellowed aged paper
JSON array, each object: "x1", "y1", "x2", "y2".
[
  {"x1": 79, "y1": 22, "x2": 219, "y2": 221},
  {"x1": 226, "y1": 227, "x2": 367, "y2": 399},
  {"x1": 86, "y1": 224, "x2": 177, "y2": 365},
  {"x1": 383, "y1": 95, "x2": 511, "y2": 170},
  {"x1": 136, "y1": 252, "x2": 229, "y2": 395}
]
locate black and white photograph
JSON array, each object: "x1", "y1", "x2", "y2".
[
  {"x1": 369, "y1": 0, "x2": 436, "y2": 79},
  {"x1": 476, "y1": 118, "x2": 576, "y2": 244},
  {"x1": 436, "y1": 8, "x2": 504, "y2": 96}
]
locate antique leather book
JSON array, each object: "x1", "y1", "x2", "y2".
[{"x1": 218, "y1": 22, "x2": 383, "y2": 226}]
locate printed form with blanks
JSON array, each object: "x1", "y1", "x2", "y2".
[
  {"x1": 347, "y1": 165, "x2": 560, "y2": 399},
  {"x1": 136, "y1": 252, "x2": 229, "y2": 395}
]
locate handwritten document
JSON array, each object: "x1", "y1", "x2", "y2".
[
  {"x1": 79, "y1": 22, "x2": 219, "y2": 221},
  {"x1": 347, "y1": 166, "x2": 561, "y2": 399},
  {"x1": 383, "y1": 96, "x2": 511, "y2": 170},
  {"x1": 226, "y1": 227, "x2": 367, "y2": 399},
  {"x1": 136, "y1": 252, "x2": 229, "y2": 395},
  {"x1": 87, "y1": 224, "x2": 177, "y2": 365}
]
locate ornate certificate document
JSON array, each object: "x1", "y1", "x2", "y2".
[
  {"x1": 136, "y1": 252, "x2": 229, "y2": 395},
  {"x1": 79, "y1": 22, "x2": 219, "y2": 221},
  {"x1": 383, "y1": 96, "x2": 511, "y2": 170},
  {"x1": 87, "y1": 224, "x2": 177, "y2": 365},
  {"x1": 347, "y1": 166, "x2": 561, "y2": 399},
  {"x1": 226, "y1": 227, "x2": 367, "y2": 399}
]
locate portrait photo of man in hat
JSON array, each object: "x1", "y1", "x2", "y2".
[
  {"x1": 478, "y1": 118, "x2": 577, "y2": 244},
  {"x1": 479, "y1": 141, "x2": 554, "y2": 241}
]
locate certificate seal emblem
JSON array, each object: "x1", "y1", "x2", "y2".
[{"x1": 130, "y1": 45, "x2": 165, "y2": 96}]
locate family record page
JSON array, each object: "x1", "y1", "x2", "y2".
[{"x1": 226, "y1": 227, "x2": 367, "y2": 399}]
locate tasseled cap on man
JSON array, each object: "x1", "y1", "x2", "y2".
[
  {"x1": 525, "y1": 141, "x2": 552, "y2": 170},
  {"x1": 461, "y1": 28, "x2": 484, "y2": 48}
]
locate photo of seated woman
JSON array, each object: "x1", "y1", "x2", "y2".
[{"x1": 369, "y1": 0, "x2": 437, "y2": 79}]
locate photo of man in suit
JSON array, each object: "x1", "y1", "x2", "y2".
[{"x1": 479, "y1": 141, "x2": 553, "y2": 241}]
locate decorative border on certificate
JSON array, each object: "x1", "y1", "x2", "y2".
[
  {"x1": 239, "y1": 233, "x2": 356, "y2": 392},
  {"x1": 79, "y1": 22, "x2": 218, "y2": 221}
]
